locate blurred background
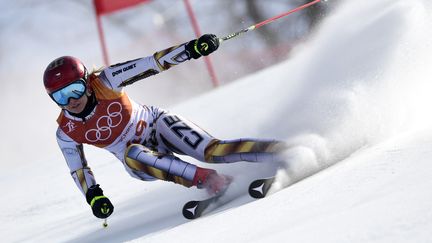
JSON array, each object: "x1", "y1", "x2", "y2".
[{"x1": 0, "y1": 0, "x2": 339, "y2": 169}]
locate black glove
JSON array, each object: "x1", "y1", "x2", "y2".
[
  {"x1": 185, "y1": 34, "x2": 220, "y2": 59},
  {"x1": 86, "y1": 184, "x2": 114, "y2": 219}
]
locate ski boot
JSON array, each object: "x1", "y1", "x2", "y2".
[{"x1": 192, "y1": 167, "x2": 232, "y2": 196}]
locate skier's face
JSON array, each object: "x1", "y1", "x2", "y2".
[{"x1": 62, "y1": 94, "x2": 88, "y2": 114}]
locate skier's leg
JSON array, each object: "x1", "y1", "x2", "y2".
[
  {"x1": 123, "y1": 164, "x2": 158, "y2": 182},
  {"x1": 124, "y1": 144, "x2": 230, "y2": 194},
  {"x1": 153, "y1": 112, "x2": 214, "y2": 161},
  {"x1": 204, "y1": 138, "x2": 286, "y2": 163},
  {"x1": 154, "y1": 112, "x2": 287, "y2": 163},
  {"x1": 124, "y1": 144, "x2": 196, "y2": 187}
]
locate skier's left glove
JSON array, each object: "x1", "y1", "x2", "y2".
[
  {"x1": 185, "y1": 34, "x2": 220, "y2": 59},
  {"x1": 85, "y1": 184, "x2": 114, "y2": 219}
]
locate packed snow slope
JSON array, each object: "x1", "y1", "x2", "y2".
[{"x1": 2, "y1": 0, "x2": 432, "y2": 242}]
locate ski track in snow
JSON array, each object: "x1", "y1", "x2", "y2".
[{"x1": 2, "y1": 0, "x2": 432, "y2": 242}]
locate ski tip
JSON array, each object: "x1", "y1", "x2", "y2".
[
  {"x1": 248, "y1": 177, "x2": 276, "y2": 199},
  {"x1": 182, "y1": 195, "x2": 220, "y2": 220},
  {"x1": 182, "y1": 200, "x2": 201, "y2": 220}
]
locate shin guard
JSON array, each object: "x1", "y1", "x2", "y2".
[{"x1": 125, "y1": 144, "x2": 197, "y2": 187}]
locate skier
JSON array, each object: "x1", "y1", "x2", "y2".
[{"x1": 43, "y1": 34, "x2": 286, "y2": 220}]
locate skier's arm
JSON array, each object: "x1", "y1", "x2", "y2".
[
  {"x1": 56, "y1": 128, "x2": 114, "y2": 218},
  {"x1": 100, "y1": 34, "x2": 219, "y2": 89},
  {"x1": 56, "y1": 128, "x2": 96, "y2": 195}
]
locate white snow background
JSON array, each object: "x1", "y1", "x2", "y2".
[{"x1": 2, "y1": 0, "x2": 432, "y2": 242}]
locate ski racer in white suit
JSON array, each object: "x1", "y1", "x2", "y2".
[{"x1": 43, "y1": 34, "x2": 286, "y2": 219}]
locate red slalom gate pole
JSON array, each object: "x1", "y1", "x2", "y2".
[
  {"x1": 220, "y1": 0, "x2": 322, "y2": 42},
  {"x1": 95, "y1": 14, "x2": 110, "y2": 66},
  {"x1": 183, "y1": 0, "x2": 220, "y2": 87}
]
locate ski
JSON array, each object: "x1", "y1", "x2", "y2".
[
  {"x1": 183, "y1": 176, "x2": 234, "y2": 220},
  {"x1": 248, "y1": 177, "x2": 276, "y2": 199},
  {"x1": 183, "y1": 176, "x2": 277, "y2": 219},
  {"x1": 182, "y1": 195, "x2": 222, "y2": 220}
]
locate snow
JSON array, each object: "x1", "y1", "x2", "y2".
[{"x1": 2, "y1": 0, "x2": 432, "y2": 242}]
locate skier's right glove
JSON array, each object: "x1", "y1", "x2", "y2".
[
  {"x1": 185, "y1": 34, "x2": 220, "y2": 59},
  {"x1": 85, "y1": 184, "x2": 114, "y2": 219}
]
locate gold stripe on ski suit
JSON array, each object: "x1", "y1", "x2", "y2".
[
  {"x1": 204, "y1": 139, "x2": 285, "y2": 162},
  {"x1": 75, "y1": 168, "x2": 89, "y2": 193}
]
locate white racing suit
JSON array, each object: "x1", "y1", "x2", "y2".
[{"x1": 56, "y1": 43, "x2": 285, "y2": 196}]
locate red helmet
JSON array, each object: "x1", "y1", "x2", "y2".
[{"x1": 43, "y1": 56, "x2": 88, "y2": 94}]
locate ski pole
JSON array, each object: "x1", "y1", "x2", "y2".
[
  {"x1": 102, "y1": 218, "x2": 108, "y2": 228},
  {"x1": 219, "y1": 0, "x2": 322, "y2": 42}
]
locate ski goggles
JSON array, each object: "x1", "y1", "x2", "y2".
[{"x1": 50, "y1": 79, "x2": 87, "y2": 106}]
